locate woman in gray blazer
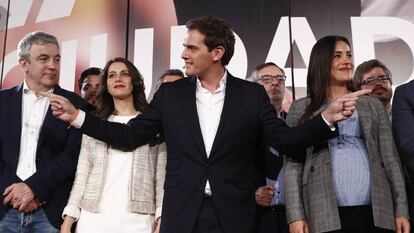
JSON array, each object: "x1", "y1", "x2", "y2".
[{"x1": 284, "y1": 36, "x2": 409, "y2": 233}]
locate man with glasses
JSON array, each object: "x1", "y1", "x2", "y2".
[
  {"x1": 252, "y1": 62, "x2": 288, "y2": 233},
  {"x1": 353, "y1": 59, "x2": 393, "y2": 115}
]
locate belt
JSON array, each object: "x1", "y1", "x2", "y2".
[{"x1": 263, "y1": 204, "x2": 286, "y2": 213}]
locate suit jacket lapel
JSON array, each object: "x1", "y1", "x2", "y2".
[
  {"x1": 178, "y1": 77, "x2": 207, "y2": 158},
  {"x1": 10, "y1": 85, "x2": 23, "y2": 157},
  {"x1": 36, "y1": 86, "x2": 60, "y2": 153},
  {"x1": 210, "y1": 75, "x2": 243, "y2": 157}
]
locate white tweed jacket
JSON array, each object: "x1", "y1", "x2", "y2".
[{"x1": 62, "y1": 134, "x2": 166, "y2": 220}]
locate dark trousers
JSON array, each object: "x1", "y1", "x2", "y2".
[
  {"x1": 259, "y1": 205, "x2": 288, "y2": 233},
  {"x1": 327, "y1": 205, "x2": 395, "y2": 233},
  {"x1": 192, "y1": 196, "x2": 224, "y2": 233},
  {"x1": 404, "y1": 174, "x2": 414, "y2": 233}
]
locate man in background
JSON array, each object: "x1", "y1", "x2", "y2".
[
  {"x1": 156, "y1": 68, "x2": 184, "y2": 90},
  {"x1": 353, "y1": 59, "x2": 393, "y2": 116},
  {"x1": 252, "y1": 62, "x2": 288, "y2": 233},
  {"x1": 78, "y1": 67, "x2": 101, "y2": 108}
]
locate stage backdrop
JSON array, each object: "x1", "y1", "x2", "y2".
[{"x1": 0, "y1": 0, "x2": 413, "y2": 100}]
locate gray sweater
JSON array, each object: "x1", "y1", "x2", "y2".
[{"x1": 62, "y1": 134, "x2": 166, "y2": 220}]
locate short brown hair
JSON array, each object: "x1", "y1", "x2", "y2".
[
  {"x1": 353, "y1": 59, "x2": 392, "y2": 90},
  {"x1": 186, "y1": 16, "x2": 235, "y2": 66}
]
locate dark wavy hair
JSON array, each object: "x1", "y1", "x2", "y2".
[
  {"x1": 78, "y1": 67, "x2": 102, "y2": 91},
  {"x1": 186, "y1": 16, "x2": 235, "y2": 66},
  {"x1": 93, "y1": 57, "x2": 147, "y2": 120},
  {"x1": 300, "y1": 35, "x2": 351, "y2": 123}
]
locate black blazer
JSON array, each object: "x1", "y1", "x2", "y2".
[
  {"x1": 393, "y1": 80, "x2": 414, "y2": 218},
  {"x1": 81, "y1": 74, "x2": 337, "y2": 233},
  {"x1": 0, "y1": 85, "x2": 84, "y2": 228}
]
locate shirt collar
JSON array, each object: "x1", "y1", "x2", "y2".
[
  {"x1": 23, "y1": 80, "x2": 54, "y2": 95},
  {"x1": 278, "y1": 110, "x2": 287, "y2": 120},
  {"x1": 196, "y1": 70, "x2": 227, "y2": 94}
]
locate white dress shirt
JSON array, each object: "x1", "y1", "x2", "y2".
[
  {"x1": 72, "y1": 71, "x2": 335, "y2": 197},
  {"x1": 17, "y1": 81, "x2": 53, "y2": 181},
  {"x1": 196, "y1": 72, "x2": 227, "y2": 195}
]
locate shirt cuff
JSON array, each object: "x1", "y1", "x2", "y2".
[
  {"x1": 155, "y1": 206, "x2": 162, "y2": 220},
  {"x1": 62, "y1": 205, "x2": 80, "y2": 221},
  {"x1": 321, "y1": 114, "x2": 336, "y2": 131},
  {"x1": 71, "y1": 110, "x2": 86, "y2": 128}
]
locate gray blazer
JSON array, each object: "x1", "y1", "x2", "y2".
[{"x1": 284, "y1": 95, "x2": 408, "y2": 233}]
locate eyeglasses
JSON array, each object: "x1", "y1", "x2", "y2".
[
  {"x1": 257, "y1": 74, "x2": 286, "y2": 84},
  {"x1": 360, "y1": 74, "x2": 391, "y2": 86}
]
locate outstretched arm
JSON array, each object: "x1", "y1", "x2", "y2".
[
  {"x1": 321, "y1": 89, "x2": 371, "y2": 124},
  {"x1": 262, "y1": 89, "x2": 371, "y2": 155},
  {"x1": 42, "y1": 87, "x2": 165, "y2": 150}
]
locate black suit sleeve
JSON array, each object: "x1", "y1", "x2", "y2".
[
  {"x1": 393, "y1": 84, "x2": 414, "y2": 174},
  {"x1": 81, "y1": 84, "x2": 165, "y2": 150},
  {"x1": 259, "y1": 87, "x2": 337, "y2": 156}
]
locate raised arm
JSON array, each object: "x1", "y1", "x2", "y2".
[
  {"x1": 261, "y1": 88, "x2": 370, "y2": 155},
  {"x1": 42, "y1": 86, "x2": 166, "y2": 150}
]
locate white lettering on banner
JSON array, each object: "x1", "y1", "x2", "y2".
[
  {"x1": 351, "y1": 16, "x2": 414, "y2": 83},
  {"x1": 60, "y1": 40, "x2": 77, "y2": 91},
  {"x1": 1, "y1": 50, "x2": 17, "y2": 80},
  {"x1": 0, "y1": 5, "x2": 7, "y2": 30},
  {"x1": 0, "y1": 0, "x2": 76, "y2": 30},
  {"x1": 170, "y1": 25, "x2": 187, "y2": 74},
  {"x1": 36, "y1": 0, "x2": 76, "y2": 23},
  {"x1": 170, "y1": 25, "x2": 248, "y2": 79},
  {"x1": 1, "y1": 16, "x2": 414, "y2": 92},
  {"x1": 134, "y1": 28, "x2": 154, "y2": 98},
  {"x1": 0, "y1": 0, "x2": 32, "y2": 30},
  {"x1": 90, "y1": 33, "x2": 108, "y2": 69},
  {"x1": 266, "y1": 17, "x2": 316, "y2": 87},
  {"x1": 226, "y1": 33, "x2": 248, "y2": 79}
]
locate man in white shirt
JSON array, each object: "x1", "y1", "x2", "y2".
[
  {"x1": 44, "y1": 16, "x2": 369, "y2": 233},
  {"x1": 0, "y1": 31, "x2": 84, "y2": 233}
]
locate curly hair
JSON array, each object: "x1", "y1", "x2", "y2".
[{"x1": 93, "y1": 57, "x2": 147, "y2": 120}]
